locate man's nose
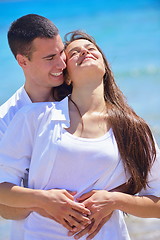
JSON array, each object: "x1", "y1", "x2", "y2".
[{"x1": 57, "y1": 55, "x2": 66, "y2": 69}]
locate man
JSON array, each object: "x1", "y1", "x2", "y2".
[{"x1": 0, "y1": 13, "x2": 92, "y2": 240}]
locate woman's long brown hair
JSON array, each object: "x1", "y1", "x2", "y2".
[{"x1": 54, "y1": 30, "x2": 156, "y2": 195}]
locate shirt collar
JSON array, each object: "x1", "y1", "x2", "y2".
[
  {"x1": 22, "y1": 86, "x2": 32, "y2": 103},
  {"x1": 51, "y1": 96, "x2": 70, "y2": 128}
]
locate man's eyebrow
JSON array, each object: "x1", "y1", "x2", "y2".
[
  {"x1": 42, "y1": 48, "x2": 65, "y2": 59},
  {"x1": 42, "y1": 53, "x2": 56, "y2": 59}
]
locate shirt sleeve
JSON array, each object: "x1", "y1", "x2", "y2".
[
  {"x1": 139, "y1": 141, "x2": 160, "y2": 197},
  {"x1": 0, "y1": 109, "x2": 34, "y2": 186},
  {"x1": 0, "y1": 118, "x2": 8, "y2": 141}
]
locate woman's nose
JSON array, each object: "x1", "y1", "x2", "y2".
[{"x1": 80, "y1": 48, "x2": 89, "y2": 56}]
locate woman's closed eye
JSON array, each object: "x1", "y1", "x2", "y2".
[
  {"x1": 87, "y1": 47, "x2": 96, "y2": 51},
  {"x1": 69, "y1": 51, "x2": 78, "y2": 58}
]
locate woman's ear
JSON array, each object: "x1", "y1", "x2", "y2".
[
  {"x1": 16, "y1": 54, "x2": 28, "y2": 68},
  {"x1": 64, "y1": 70, "x2": 72, "y2": 85},
  {"x1": 65, "y1": 77, "x2": 72, "y2": 86}
]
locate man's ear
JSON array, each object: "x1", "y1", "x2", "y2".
[{"x1": 16, "y1": 54, "x2": 28, "y2": 68}]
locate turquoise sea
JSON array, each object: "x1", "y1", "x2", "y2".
[{"x1": 0, "y1": 0, "x2": 160, "y2": 239}]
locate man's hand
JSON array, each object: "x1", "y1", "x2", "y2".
[
  {"x1": 0, "y1": 187, "x2": 91, "y2": 233},
  {"x1": 39, "y1": 189, "x2": 91, "y2": 232}
]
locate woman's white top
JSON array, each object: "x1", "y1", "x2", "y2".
[{"x1": 0, "y1": 96, "x2": 160, "y2": 240}]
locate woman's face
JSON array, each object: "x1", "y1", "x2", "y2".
[{"x1": 65, "y1": 39, "x2": 106, "y2": 82}]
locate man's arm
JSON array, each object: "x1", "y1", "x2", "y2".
[
  {"x1": 0, "y1": 204, "x2": 31, "y2": 220},
  {"x1": 0, "y1": 182, "x2": 91, "y2": 232},
  {"x1": 0, "y1": 204, "x2": 53, "y2": 221}
]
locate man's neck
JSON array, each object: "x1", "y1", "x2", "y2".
[{"x1": 24, "y1": 85, "x2": 54, "y2": 103}]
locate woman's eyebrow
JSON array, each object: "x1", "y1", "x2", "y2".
[{"x1": 68, "y1": 43, "x2": 95, "y2": 55}]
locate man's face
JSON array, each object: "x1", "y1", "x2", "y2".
[{"x1": 25, "y1": 34, "x2": 66, "y2": 90}]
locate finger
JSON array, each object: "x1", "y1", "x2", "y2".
[
  {"x1": 70, "y1": 209, "x2": 91, "y2": 225},
  {"x1": 76, "y1": 191, "x2": 95, "y2": 202},
  {"x1": 78, "y1": 197, "x2": 96, "y2": 209},
  {"x1": 87, "y1": 217, "x2": 108, "y2": 239},
  {"x1": 88, "y1": 207, "x2": 102, "y2": 220},
  {"x1": 64, "y1": 190, "x2": 75, "y2": 200},
  {"x1": 88, "y1": 218, "x2": 101, "y2": 235},
  {"x1": 62, "y1": 219, "x2": 75, "y2": 231},
  {"x1": 68, "y1": 190, "x2": 77, "y2": 196},
  {"x1": 68, "y1": 230, "x2": 75, "y2": 237},
  {"x1": 68, "y1": 225, "x2": 84, "y2": 236},
  {"x1": 70, "y1": 201, "x2": 91, "y2": 216},
  {"x1": 65, "y1": 215, "x2": 85, "y2": 231},
  {"x1": 72, "y1": 222, "x2": 94, "y2": 239}
]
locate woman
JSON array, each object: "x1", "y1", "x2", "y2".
[{"x1": 0, "y1": 31, "x2": 159, "y2": 240}]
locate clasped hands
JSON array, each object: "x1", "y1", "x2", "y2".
[
  {"x1": 68, "y1": 190, "x2": 114, "y2": 239},
  {"x1": 35, "y1": 189, "x2": 114, "y2": 240}
]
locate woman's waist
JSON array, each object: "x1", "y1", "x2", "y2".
[{"x1": 24, "y1": 212, "x2": 67, "y2": 237}]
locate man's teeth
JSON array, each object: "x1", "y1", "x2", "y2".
[{"x1": 51, "y1": 72, "x2": 62, "y2": 76}]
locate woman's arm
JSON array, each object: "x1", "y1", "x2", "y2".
[
  {"x1": 80, "y1": 190, "x2": 160, "y2": 218},
  {"x1": 111, "y1": 191, "x2": 160, "y2": 218},
  {"x1": 76, "y1": 190, "x2": 160, "y2": 235}
]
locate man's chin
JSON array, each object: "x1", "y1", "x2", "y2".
[{"x1": 52, "y1": 77, "x2": 64, "y2": 87}]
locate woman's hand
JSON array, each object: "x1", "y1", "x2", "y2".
[
  {"x1": 67, "y1": 183, "x2": 130, "y2": 239},
  {"x1": 68, "y1": 215, "x2": 111, "y2": 239},
  {"x1": 75, "y1": 190, "x2": 116, "y2": 236}
]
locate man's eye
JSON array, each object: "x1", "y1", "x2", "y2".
[
  {"x1": 46, "y1": 56, "x2": 54, "y2": 60},
  {"x1": 60, "y1": 50, "x2": 65, "y2": 55}
]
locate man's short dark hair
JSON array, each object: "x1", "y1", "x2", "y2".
[{"x1": 8, "y1": 14, "x2": 59, "y2": 59}]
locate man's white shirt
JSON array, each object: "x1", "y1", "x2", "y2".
[
  {"x1": 0, "y1": 86, "x2": 31, "y2": 240},
  {"x1": 0, "y1": 86, "x2": 31, "y2": 141}
]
